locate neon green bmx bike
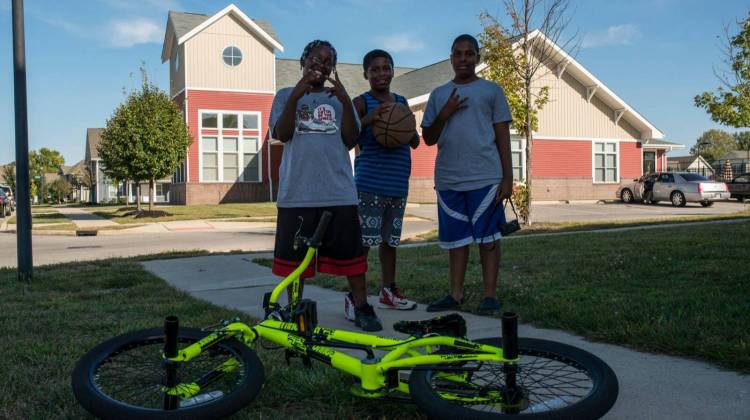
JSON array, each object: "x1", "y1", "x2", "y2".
[{"x1": 72, "y1": 211, "x2": 618, "y2": 419}]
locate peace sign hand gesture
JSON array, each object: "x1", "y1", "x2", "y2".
[
  {"x1": 438, "y1": 88, "x2": 469, "y2": 121},
  {"x1": 325, "y1": 69, "x2": 351, "y2": 103}
]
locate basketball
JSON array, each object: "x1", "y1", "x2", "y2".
[{"x1": 372, "y1": 103, "x2": 416, "y2": 148}]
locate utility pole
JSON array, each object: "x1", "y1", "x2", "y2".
[{"x1": 13, "y1": 0, "x2": 33, "y2": 281}]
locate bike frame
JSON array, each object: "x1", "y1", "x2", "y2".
[{"x1": 164, "y1": 246, "x2": 515, "y2": 401}]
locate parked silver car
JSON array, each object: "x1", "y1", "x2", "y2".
[{"x1": 616, "y1": 172, "x2": 730, "y2": 207}]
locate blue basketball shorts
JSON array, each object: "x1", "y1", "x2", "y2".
[{"x1": 436, "y1": 184, "x2": 507, "y2": 249}]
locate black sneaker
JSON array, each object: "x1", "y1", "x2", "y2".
[
  {"x1": 477, "y1": 297, "x2": 501, "y2": 315},
  {"x1": 354, "y1": 303, "x2": 383, "y2": 332},
  {"x1": 426, "y1": 295, "x2": 462, "y2": 312}
]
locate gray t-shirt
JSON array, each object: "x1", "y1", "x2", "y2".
[
  {"x1": 421, "y1": 79, "x2": 512, "y2": 191},
  {"x1": 269, "y1": 87, "x2": 360, "y2": 207}
]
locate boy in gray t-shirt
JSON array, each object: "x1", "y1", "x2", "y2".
[
  {"x1": 421, "y1": 34, "x2": 514, "y2": 315},
  {"x1": 268, "y1": 40, "x2": 382, "y2": 332}
]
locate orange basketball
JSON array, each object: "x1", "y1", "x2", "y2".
[{"x1": 372, "y1": 103, "x2": 416, "y2": 148}]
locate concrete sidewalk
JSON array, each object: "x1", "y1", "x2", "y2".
[
  {"x1": 143, "y1": 253, "x2": 749, "y2": 420},
  {"x1": 55, "y1": 206, "x2": 119, "y2": 228}
]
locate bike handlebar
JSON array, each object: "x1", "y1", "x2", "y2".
[{"x1": 307, "y1": 211, "x2": 332, "y2": 248}]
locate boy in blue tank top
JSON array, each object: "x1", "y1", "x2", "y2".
[
  {"x1": 344, "y1": 49, "x2": 420, "y2": 321},
  {"x1": 421, "y1": 35, "x2": 514, "y2": 315}
]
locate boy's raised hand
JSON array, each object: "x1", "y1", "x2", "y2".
[
  {"x1": 291, "y1": 70, "x2": 321, "y2": 100},
  {"x1": 438, "y1": 88, "x2": 469, "y2": 121},
  {"x1": 325, "y1": 69, "x2": 351, "y2": 103}
]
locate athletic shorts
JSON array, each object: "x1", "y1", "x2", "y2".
[
  {"x1": 272, "y1": 206, "x2": 367, "y2": 279},
  {"x1": 358, "y1": 191, "x2": 407, "y2": 248},
  {"x1": 437, "y1": 184, "x2": 507, "y2": 249}
]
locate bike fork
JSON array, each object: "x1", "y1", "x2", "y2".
[
  {"x1": 502, "y1": 312, "x2": 523, "y2": 413},
  {"x1": 163, "y1": 316, "x2": 180, "y2": 410}
]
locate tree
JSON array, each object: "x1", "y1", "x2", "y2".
[
  {"x1": 694, "y1": 13, "x2": 750, "y2": 128},
  {"x1": 28, "y1": 148, "x2": 65, "y2": 202},
  {"x1": 480, "y1": 0, "x2": 576, "y2": 225},
  {"x1": 734, "y1": 131, "x2": 750, "y2": 164},
  {"x1": 99, "y1": 68, "x2": 191, "y2": 212},
  {"x1": 690, "y1": 129, "x2": 737, "y2": 164},
  {"x1": 47, "y1": 178, "x2": 72, "y2": 204},
  {"x1": 2, "y1": 163, "x2": 16, "y2": 195}
]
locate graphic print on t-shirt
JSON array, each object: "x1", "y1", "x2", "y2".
[{"x1": 296, "y1": 103, "x2": 338, "y2": 134}]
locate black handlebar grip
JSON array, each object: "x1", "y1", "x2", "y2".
[{"x1": 308, "y1": 211, "x2": 333, "y2": 248}]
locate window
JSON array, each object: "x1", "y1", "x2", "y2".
[
  {"x1": 735, "y1": 175, "x2": 749, "y2": 183},
  {"x1": 594, "y1": 142, "x2": 617, "y2": 183},
  {"x1": 222, "y1": 46, "x2": 242, "y2": 66},
  {"x1": 174, "y1": 50, "x2": 180, "y2": 72},
  {"x1": 243, "y1": 114, "x2": 259, "y2": 130},
  {"x1": 202, "y1": 113, "x2": 218, "y2": 128},
  {"x1": 243, "y1": 137, "x2": 260, "y2": 181},
  {"x1": 680, "y1": 173, "x2": 707, "y2": 182},
  {"x1": 643, "y1": 151, "x2": 655, "y2": 174},
  {"x1": 511, "y1": 138, "x2": 524, "y2": 181},
  {"x1": 223, "y1": 137, "x2": 239, "y2": 181},
  {"x1": 223, "y1": 114, "x2": 238, "y2": 129},
  {"x1": 658, "y1": 173, "x2": 674, "y2": 183},
  {"x1": 202, "y1": 137, "x2": 218, "y2": 181}
]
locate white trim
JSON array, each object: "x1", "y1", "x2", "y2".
[
  {"x1": 478, "y1": 232, "x2": 503, "y2": 243},
  {"x1": 437, "y1": 194, "x2": 469, "y2": 222},
  {"x1": 221, "y1": 44, "x2": 243, "y2": 68},
  {"x1": 614, "y1": 109, "x2": 626, "y2": 125},
  {"x1": 187, "y1": 86, "x2": 276, "y2": 95},
  {"x1": 534, "y1": 135, "x2": 640, "y2": 143},
  {"x1": 586, "y1": 85, "x2": 598, "y2": 103},
  {"x1": 177, "y1": 4, "x2": 284, "y2": 52},
  {"x1": 439, "y1": 236, "x2": 474, "y2": 250},
  {"x1": 171, "y1": 87, "x2": 186, "y2": 100},
  {"x1": 471, "y1": 184, "x2": 498, "y2": 225},
  {"x1": 555, "y1": 60, "x2": 570, "y2": 78},
  {"x1": 592, "y1": 140, "x2": 620, "y2": 184},
  {"x1": 407, "y1": 92, "x2": 430, "y2": 106},
  {"x1": 197, "y1": 109, "x2": 264, "y2": 183}
]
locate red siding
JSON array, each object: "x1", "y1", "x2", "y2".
[
  {"x1": 620, "y1": 142, "x2": 641, "y2": 179},
  {"x1": 411, "y1": 139, "x2": 437, "y2": 177},
  {"x1": 185, "y1": 90, "x2": 274, "y2": 183},
  {"x1": 656, "y1": 150, "x2": 665, "y2": 171},
  {"x1": 532, "y1": 139, "x2": 591, "y2": 178}
]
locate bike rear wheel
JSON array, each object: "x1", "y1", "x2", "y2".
[
  {"x1": 72, "y1": 327, "x2": 264, "y2": 420},
  {"x1": 409, "y1": 337, "x2": 618, "y2": 419}
]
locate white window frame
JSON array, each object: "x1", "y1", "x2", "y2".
[
  {"x1": 198, "y1": 109, "x2": 263, "y2": 183},
  {"x1": 592, "y1": 141, "x2": 620, "y2": 184},
  {"x1": 222, "y1": 45, "x2": 243, "y2": 67},
  {"x1": 510, "y1": 136, "x2": 526, "y2": 182}
]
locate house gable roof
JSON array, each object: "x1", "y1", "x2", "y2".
[
  {"x1": 667, "y1": 155, "x2": 711, "y2": 168},
  {"x1": 390, "y1": 29, "x2": 664, "y2": 140},
  {"x1": 275, "y1": 59, "x2": 415, "y2": 94},
  {"x1": 161, "y1": 4, "x2": 282, "y2": 62},
  {"x1": 85, "y1": 128, "x2": 103, "y2": 162}
]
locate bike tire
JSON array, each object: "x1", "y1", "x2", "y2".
[
  {"x1": 409, "y1": 337, "x2": 618, "y2": 420},
  {"x1": 72, "y1": 327, "x2": 265, "y2": 420}
]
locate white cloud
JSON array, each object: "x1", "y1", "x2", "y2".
[
  {"x1": 110, "y1": 18, "x2": 162, "y2": 47},
  {"x1": 582, "y1": 24, "x2": 642, "y2": 49},
  {"x1": 36, "y1": 16, "x2": 87, "y2": 36},
  {"x1": 373, "y1": 33, "x2": 425, "y2": 53}
]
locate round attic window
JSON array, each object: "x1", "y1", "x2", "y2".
[{"x1": 222, "y1": 46, "x2": 242, "y2": 67}]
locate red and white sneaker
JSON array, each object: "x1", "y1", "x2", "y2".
[
  {"x1": 344, "y1": 293, "x2": 356, "y2": 321},
  {"x1": 378, "y1": 284, "x2": 417, "y2": 310}
]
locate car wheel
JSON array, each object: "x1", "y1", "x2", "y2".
[
  {"x1": 621, "y1": 189, "x2": 634, "y2": 203},
  {"x1": 671, "y1": 191, "x2": 686, "y2": 207},
  {"x1": 700, "y1": 200, "x2": 714, "y2": 207}
]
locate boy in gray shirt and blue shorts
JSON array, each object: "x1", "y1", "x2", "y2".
[{"x1": 421, "y1": 34, "x2": 514, "y2": 314}]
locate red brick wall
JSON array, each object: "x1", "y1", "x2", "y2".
[
  {"x1": 532, "y1": 139, "x2": 592, "y2": 178},
  {"x1": 411, "y1": 140, "x2": 437, "y2": 177},
  {"x1": 656, "y1": 150, "x2": 665, "y2": 171},
  {"x1": 620, "y1": 141, "x2": 642, "y2": 180},
  {"x1": 185, "y1": 89, "x2": 274, "y2": 183}
]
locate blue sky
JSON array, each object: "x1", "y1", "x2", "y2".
[{"x1": 1, "y1": 0, "x2": 748, "y2": 165}]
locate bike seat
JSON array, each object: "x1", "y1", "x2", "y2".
[{"x1": 393, "y1": 313, "x2": 467, "y2": 338}]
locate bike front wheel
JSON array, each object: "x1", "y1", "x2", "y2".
[
  {"x1": 72, "y1": 327, "x2": 265, "y2": 420},
  {"x1": 409, "y1": 337, "x2": 618, "y2": 419}
]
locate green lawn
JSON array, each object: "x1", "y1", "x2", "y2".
[
  {"x1": 91, "y1": 203, "x2": 278, "y2": 224},
  {"x1": 0, "y1": 255, "x2": 421, "y2": 419},
  {"x1": 6, "y1": 211, "x2": 69, "y2": 225},
  {"x1": 407, "y1": 210, "x2": 750, "y2": 242},
  {"x1": 261, "y1": 221, "x2": 750, "y2": 372}
]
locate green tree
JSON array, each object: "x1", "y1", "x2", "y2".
[
  {"x1": 479, "y1": 0, "x2": 576, "y2": 225},
  {"x1": 734, "y1": 131, "x2": 750, "y2": 163},
  {"x1": 694, "y1": 13, "x2": 750, "y2": 128},
  {"x1": 99, "y1": 68, "x2": 191, "y2": 211},
  {"x1": 27, "y1": 148, "x2": 65, "y2": 202},
  {"x1": 2, "y1": 163, "x2": 16, "y2": 195},
  {"x1": 690, "y1": 129, "x2": 737, "y2": 164},
  {"x1": 47, "y1": 178, "x2": 72, "y2": 204}
]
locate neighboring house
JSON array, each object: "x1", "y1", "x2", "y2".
[
  {"x1": 60, "y1": 160, "x2": 89, "y2": 202},
  {"x1": 666, "y1": 155, "x2": 715, "y2": 178},
  {"x1": 85, "y1": 128, "x2": 171, "y2": 204},
  {"x1": 162, "y1": 4, "x2": 682, "y2": 203}
]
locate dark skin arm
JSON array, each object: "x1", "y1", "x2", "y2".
[
  {"x1": 494, "y1": 122, "x2": 514, "y2": 202},
  {"x1": 422, "y1": 88, "x2": 468, "y2": 146}
]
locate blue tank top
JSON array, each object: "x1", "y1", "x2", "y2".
[{"x1": 354, "y1": 92, "x2": 412, "y2": 198}]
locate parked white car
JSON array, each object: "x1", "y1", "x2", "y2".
[{"x1": 617, "y1": 172, "x2": 730, "y2": 207}]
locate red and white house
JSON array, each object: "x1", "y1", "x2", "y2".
[{"x1": 162, "y1": 5, "x2": 682, "y2": 204}]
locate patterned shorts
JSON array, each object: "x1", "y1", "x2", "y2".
[{"x1": 358, "y1": 191, "x2": 407, "y2": 248}]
